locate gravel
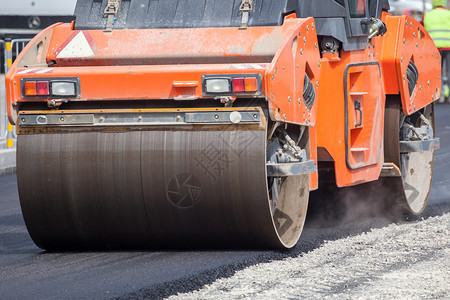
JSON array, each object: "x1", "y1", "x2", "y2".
[{"x1": 168, "y1": 213, "x2": 450, "y2": 299}]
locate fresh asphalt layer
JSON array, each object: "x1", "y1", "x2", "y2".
[{"x1": 1, "y1": 104, "x2": 449, "y2": 299}]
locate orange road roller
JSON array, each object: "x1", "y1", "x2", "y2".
[{"x1": 5, "y1": 0, "x2": 441, "y2": 250}]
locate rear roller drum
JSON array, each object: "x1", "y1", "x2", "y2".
[{"x1": 17, "y1": 114, "x2": 310, "y2": 250}]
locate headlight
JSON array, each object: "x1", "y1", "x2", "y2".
[
  {"x1": 51, "y1": 82, "x2": 76, "y2": 96},
  {"x1": 205, "y1": 79, "x2": 231, "y2": 93}
]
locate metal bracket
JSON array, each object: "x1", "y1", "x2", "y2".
[
  {"x1": 239, "y1": 0, "x2": 253, "y2": 29},
  {"x1": 399, "y1": 138, "x2": 440, "y2": 153},
  {"x1": 104, "y1": 0, "x2": 121, "y2": 32},
  {"x1": 267, "y1": 160, "x2": 316, "y2": 177}
]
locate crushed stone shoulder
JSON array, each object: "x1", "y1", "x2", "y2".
[{"x1": 169, "y1": 213, "x2": 450, "y2": 299}]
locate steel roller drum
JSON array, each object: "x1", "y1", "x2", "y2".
[
  {"x1": 377, "y1": 99, "x2": 436, "y2": 215},
  {"x1": 17, "y1": 118, "x2": 309, "y2": 250}
]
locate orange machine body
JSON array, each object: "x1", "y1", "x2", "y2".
[{"x1": 5, "y1": 13, "x2": 440, "y2": 190}]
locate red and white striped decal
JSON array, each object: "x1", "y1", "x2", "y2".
[
  {"x1": 16, "y1": 69, "x2": 54, "y2": 75},
  {"x1": 230, "y1": 64, "x2": 267, "y2": 70}
]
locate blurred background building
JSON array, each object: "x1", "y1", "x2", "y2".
[
  {"x1": 389, "y1": 0, "x2": 433, "y2": 21},
  {"x1": 0, "y1": 0, "x2": 76, "y2": 40}
]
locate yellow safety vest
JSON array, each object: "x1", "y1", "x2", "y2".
[{"x1": 424, "y1": 7, "x2": 450, "y2": 49}]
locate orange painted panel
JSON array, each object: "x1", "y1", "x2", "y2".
[
  {"x1": 316, "y1": 48, "x2": 386, "y2": 188},
  {"x1": 379, "y1": 14, "x2": 441, "y2": 115},
  {"x1": 265, "y1": 18, "x2": 321, "y2": 126},
  {"x1": 46, "y1": 23, "x2": 303, "y2": 66}
]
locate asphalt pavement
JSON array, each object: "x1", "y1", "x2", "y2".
[{"x1": 1, "y1": 104, "x2": 449, "y2": 299}]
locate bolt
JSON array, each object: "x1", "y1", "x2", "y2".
[
  {"x1": 253, "y1": 114, "x2": 258, "y2": 119},
  {"x1": 428, "y1": 81, "x2": 431, "y2": 86},
  {"x1": 416, "y1": 42, "x2": 419, "y2": 48},
  {"x1": 176, "y1": 115, "x2": 182, "y2": 121},
  {"x1": 316, "y1": 81, "x2": 319, "y2": 88},
  {"x1": 301, "y1": 49, "x2": 303, "y2": 55},
  {"x1": 298, "y1": 98, "x2": 302, "y2": 104},
  {"x1": 315, "y1": 42, "x2": 318, "y2": 48},
  {"x1": 307, "y1": 25, "x2": 309, "y2": 31},
  {"x1": 60, "y1": 117, "x2": 65, "y2": 122},
  {"x1": 283, "y1": 114, "x2": 286, "y2": 121},
  {"x1": 318, "y1": 61, "x2": 321, "y2": 68},
  {"x1": 403, "y1": 38, "x2": 406, "y2": 44},
  {"x1": 303, "y1": 37, "x2": 306, "y2": 43},
  {"x1": 99, "y1": 116, "x2": 105, "y2": 122},
  {"x1": 288, "y1": 96, "x2": 291, "y2": 102},
  {"x1": 214, "y1": 114, "x2": 219, "y2": 120},
  {"x1": 403, "y1": 74, "x2": 406, "y2": 80},
  {"x1": 401, "y1": 57, "x2": 403, "y2": 63},
  {"x1": 420, "y1": 85, "x2": 422, "y2": 91},
  {"x1": 312, "y1": 23, "x2": 315, "y2": 29},
  {"x1": 138, "y1": 116, "x2": 143, "y2": 121},
  {"x1": 272, "y1": 75, "x2": 274, "y2": 81},
  {"x1": 21, "y1": 118, "x2": 26, "y2": 123}
]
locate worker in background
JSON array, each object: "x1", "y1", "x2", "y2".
[{"x1": 424, "y1": 0, "x2": 450, "y2": 103}]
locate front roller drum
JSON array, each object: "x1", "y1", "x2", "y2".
[
  {"x1": 380, "y1": 98, "x2": 437, "y2": 215},
  {"x1": 17, "y1": 117, "x2": 309, "y2": 250}
]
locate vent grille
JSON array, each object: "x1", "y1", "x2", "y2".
[
  {"x1": 303, "y1": 74, "x2": 316, "y2": 110},
  {"x1": 407, "y1": 61, "x2": 419, "y2": 97}
]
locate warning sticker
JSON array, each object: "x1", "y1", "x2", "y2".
[{"x1": 55, "y1": 31, "x2": 97, "y2": 59}]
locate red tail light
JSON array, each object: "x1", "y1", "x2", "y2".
[
  {"x1": 36, "y1": 81, "x2": 50, "y2": 96},
  {"x1": 232, "y1": 78, "x2": 245, "y2": 92}
]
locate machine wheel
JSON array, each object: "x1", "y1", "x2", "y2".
[
  {"x1": 17, "y1": 115, "x2": 309, "y2": 250},
  {"x1": 381, "y1": 97, "x2": 436, "y2": 215}
]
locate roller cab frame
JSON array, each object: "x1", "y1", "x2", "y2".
[{"x1": 5, "y1": 0, "x2": 441, "y2": 250}]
